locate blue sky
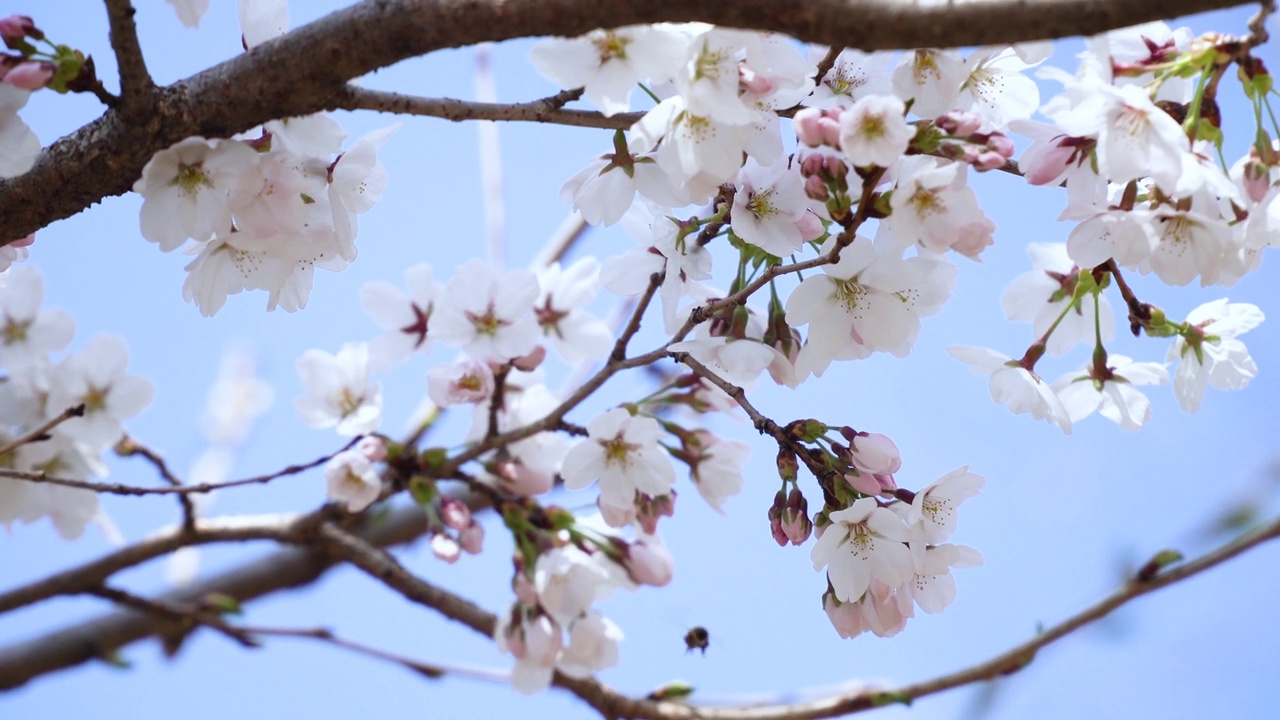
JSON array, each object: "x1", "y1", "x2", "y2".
[{"x1": 2, "y1": 2, "x2": 1278, "y2": 719}]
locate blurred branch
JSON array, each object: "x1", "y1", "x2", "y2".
[
  {"x1": 0, "y1": 404, "x2": 84, "y2": 457},
  {"x1": 114, "y1": 435, "x2": 197, "y2": 532}
]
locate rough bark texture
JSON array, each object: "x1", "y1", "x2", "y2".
[{"x1": 0, "y1": 0, "x2": 1257, "y2": 244}]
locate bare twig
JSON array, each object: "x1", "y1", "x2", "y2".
[
  {"x1": 102, "y1": 0, "x2": 155, "y2": 107},
  {"x1": 337, "y1": 86, "x2": 625, "y2": 128},
  {"x1": 114, "y1": 435, "x2": 197, "y2": 533},
  {"x1": 0, "y1": 438, "x2": 359, "y2": 497},
  {"x1": 0, "y1": 404, "x2": 85, "y2": 458},
  {"x1": 1245, "y1": 0, "x2": 1276, "y2": 46}
]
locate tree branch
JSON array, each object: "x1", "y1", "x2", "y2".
[
  {"x1": 102, "y1": 0, "x2": 155, "y2": 109},
  {"x1": 0, "y1": 0, "x2": 1258, "y2": 243},
  {"x1": 0, "y1": 502, "x2": 431, "y2": 689}
]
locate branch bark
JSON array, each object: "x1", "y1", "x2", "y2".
[{"x1": 0, "y1": 0, "x2": 1259, "y2": 244}]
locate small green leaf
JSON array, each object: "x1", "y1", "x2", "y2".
[
  {"x1": 646, "y1": 681, "x2": 695, "y2": 702},
  {"x1": 1137, "y1": 549, "x2": 1183, "y2": 581}
]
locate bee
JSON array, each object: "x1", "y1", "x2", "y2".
[{"x1": 683, "y1": 626, "x2": 709, "y2": 655}]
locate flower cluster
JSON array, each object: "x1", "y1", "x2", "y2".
[{"x1": 0, "y1": 266, "x2": 152, "y2": 538}]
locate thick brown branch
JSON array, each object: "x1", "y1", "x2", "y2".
[{"x1": 0, "y1": 0, "x2": 1257, "y2": 243}]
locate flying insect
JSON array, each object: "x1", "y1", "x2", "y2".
[{"x1": 683, "y1": 626, "x2": 709, "y2": 655}]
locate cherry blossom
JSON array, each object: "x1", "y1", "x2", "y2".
[
  {"x1": 905, "y1": 467, "x2": 985, "y2": 544},
  {"x1": 838, "y1": 94, "x2": 915, "y2": 168},
  {"x1": 48, "y1": 335, "x2": 153, "y2": 450},
  {"x1": 427, "y1": 359, "x2": 495, "y2": 407},
  {"x1": 535, "y1": 258, "x2": 613, "y2": 363},
  {"x1": 432, "y1": 260, "x2": 540, "y2": 363},
  {"x1": 808, "y1": 48, "x2": 894, "y2": 108},
  {"x1": 530, "y1": 26, "x2": 688, "y2": 117},
  {"x1": 948, "y1": 346, "x2": 1072, "y2": 433},
  {"x1": 0, "y1": 266, "x2": 74, "y2": 369},
  {"x1": 295, "y1": 342, "x2": 382, "y2": 435},
  {"x1": 361, "y1": 263, "x2": 438, "y2": 370},
  {"x1": 1168, "y1": 299, "x2": 1263, "y2": 412},
  {"x1": 496, "y1": 607, "x2": 563, "y2": 695},
  {"x1": 811, "y1": 497, "x2": 915, "y2": 603},
  {"x1": 891, "y1": 49, "x2": 966, "y2": 119},
  {"x1": 561, "y1": 408, "x2": 676, "y2": 511},
  {"x1": 134, "y1": 137, "x2": 258, "y2": 251},
  {"x1": 559, "y1": 612, "x2": 623, "y2": 678},
  {"x1": 0, "y1": 84, "x2": 39, "y2": 179},
  {"x1": 886, "y1": 157, "x2": 993, "y2": 257},
  {"x1": 534, "y1": 545, "x2": 625, "y2": 626},
  {"x1": 687, "y1": 433, "x2": 749, "y2": 512},
  {"x1": 731, "y1": 158, "x2": 809, "y2": 257},
  {"x1": 323, "y1": 449, "x2": 383, "y2": 512},
  {"x1": 956, "y1": 48, "x2": 1040, "y2": 129},
  {"x1": 1052, "y1": 355, "x2": 1170, "y2": 431},
  {"x1": 1001, "y1": 242, "x2": 1114, "y2": 355}
]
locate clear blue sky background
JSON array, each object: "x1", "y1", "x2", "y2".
[{"x1": 2, "y1": 2, "x2": 1278, "y2": 718}]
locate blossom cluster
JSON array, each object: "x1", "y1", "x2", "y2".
[
  {"x1": 134, "y1": 2, "x2": 394, "y2": 315},
  {"x1": 0, "y1": 266, "x2": 152, "y2": 539}
]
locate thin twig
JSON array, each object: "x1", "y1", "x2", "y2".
[
  {"x1": 1245, "y1": 0, "x2": 1276, "y2": 46},
  {"x1": 102, "y1": 0, "x2": 154, "y2": 106},
  {"x1": 0, "y1": 438, "x2": 360, "y2": 497},
  {"x1": 336, "y1": 86, "x2": 610, "y2": 127},
  {"x1": 115, "y1": 435, "x2": 197, "y2": 533},
  {"x1": 0, "y1": 405, "x2": 85, "y2": 458}
]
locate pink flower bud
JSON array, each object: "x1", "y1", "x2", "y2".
[
  {"x1": 794, "y1": 108, "x2": 827, "y2": 147},
  {"x1": 1024, "y1": 138, "x2": 1077, "y2": 185},
  {"x1": 800, "y1": 151, "x2": 827, "y2": 176},
  {"x1": 439, "y1": 497, "x2": 472, "y2": 531},
  {"x1": 430, "y1": 533, "x2": 461, "y2": 564},
  {"x1": 848, "y1": 432, "x2": 901, "y2": 475},
  {"x1": 0, "y1": 15, "x2": 40, "y2": 45},
  {"x1": 598, "y1": 496, "x2": 635, "y2": 528},
  {"x1": 986, "y1": 133, "x2": 1016, "y2": 158},
  {"x1": 499, "y1": 460, "x2": 555, "y2": 496},
  {"x1": 10, "y1": 232, "x2": 34, "y2": 248},
  {"x1": 459, "y1": 522, "x2": 484, "y2": 554},
  {"x1": 780, "y1": 488, "x2": 812, "y2": 545},
  {"x1": 511, "y1": 345, "x2": 547, "y2": 372},
  {"x1": 794, "y1": 210, "x2": 825, "y2": 241},
  {"x1": 973, "y1": 150, "x2": 1008, "y2": 170},
  {"x1": 3, "y1": 61, "x2": 53, "y2": 90},
  {"x1": 818, "y1": 116, "x2": 842, "y2": 148},
  {"x1": 623, "y1": 539, "x2": 674, "y2": 587},
  {"x1": 513, "y1": 572, "x2": 538, "y2": 605},
  {"x1": 356, "y1": 435, "x2": 387, "y2": 462},
  {"x1": 1241, "y1": 159, "x2": 1270, "y2": 204},
  {"x1": 804, "y1": 174, "x2": 829, "y2": 201},
  {"x1": 936, "y1": 110, "x2": 983, "y2": 137},
  {"x1": 824, "y1": 593, "x2": 865, "y2": 638}
]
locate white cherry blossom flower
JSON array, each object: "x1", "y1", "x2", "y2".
[
  {"x1": 948, "y1": 346, "x2": 1072, "y2": 433},
  {"x1": 808, "y1": 48, "x2": 893, "y2": 108},
  {"x1": 329, "y1": 124, "x2": 397, "y2": 244},
  {"x1": 886, "y1": 157, "x2": 992, "y2": 257},
  {"x1": 559, "y1": 612, "x2": 623, "y2": 678},
  {"x1": 811, "y1": 497, "x2": 915, "y2": 603},
  {"x1": 561, "y1": 408, "x2": 676, "y2": 511},
  {"x1": 1145, "y1": 208, "x2": 1232, "y2": 287},
  {"x1": 0, "y1": 266, "x2": 74, "y2": 369},
  {"x1": 1066, "y1": 207, "x2": 1157, "y2": 269},
  {"x1": 1052, "y1": 355, "x2": 1169, "y2": 431},
  {"x1": 906, "y1": 467, "x2": 984, "y2": 544},
  {"x1": 1168, "y1": 299, "x2": 1263, "y2": 412},
  {"x1": 496, "y1": 607, "x2": 563, "y2": 695},
  {"x1": 908, "y1": 543, "x2": 983, "y2": 614},
  {"x1": 1044, "y1": 78, "x2": 1188, "y2": 191},
  {"x1": 731, "y1": 158, "x2": 809, "y2": 257},
  {"x1": 534, "y1": 545, "x2": 626, "y2": 627},
  {"x1": 530, "y1": 26, "x2": 689, "y2": 116},
  {"x1": 1001, "y1": 242, "x2": 1114, "y2": 355},
  {"x1": 295, "y1": 342, "x2": 382, "y2": 435},
  {"x1": 427, "y1": 359, "x2": 495, "y2": 407},
  {"x1": 166, "y1": 0, "x2": 209, "y2": 27},
  {"x1": 432, "y1": 260, "x2": 539, "y2": 363},
  {"x1": 324, "y1": 449, "x2": 382, "y2": 512},
  {"x1": 238, "y1": 0, "x2": 288, "y2": 49},
  {"x1": 891, "y1": 49, "x2": 966, "y2": 118},
  {"x1": 134, "y1": 137, "x2": 258, "y2": 250},
  {"x1": 688, "y1": 433, "x2": 749, "y2": 512},
  {"x1": 838, "y1": 94, "x2": 915, "y2": 168},
  {"x1": 676, "y1": 28, "x2": 754, "y2": 124},
  {"x1": 535, "y1": 258, "x2": 613, "y2": 363},
  {"x1": 956, "y1": 48, "x2": 1040, "y2": 129},
  {"x1": 0, "y1": 85, "x2": 39, "y2": 179},
  {"x1": 48, "y1": 335, "x2": 153, "y2": 450},
  {"x1": 631, "y1": 95, "x2": 755, "y2": 205},
  {"x1": 361, "y1": 263, "x2": 438, "y2": 370}
]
